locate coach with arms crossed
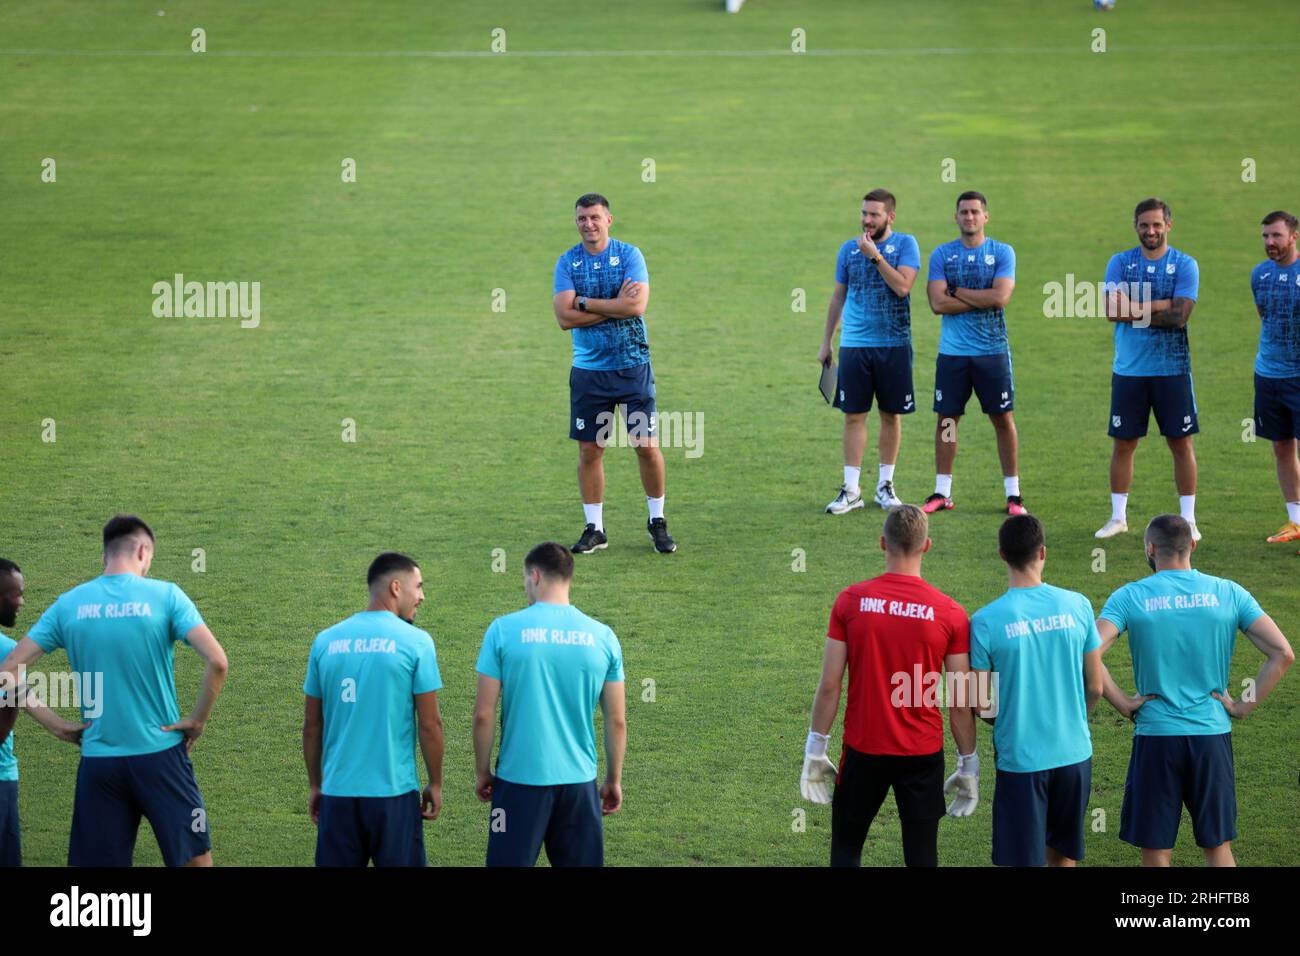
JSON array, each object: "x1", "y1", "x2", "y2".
[{"x1": 553, "y1": 193, "x2": 676, "y2": 555}]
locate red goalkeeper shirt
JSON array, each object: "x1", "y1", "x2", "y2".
[{"x1": 827, "y1": 573, "x2": 970, "y2": 756}]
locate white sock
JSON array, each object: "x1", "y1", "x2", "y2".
[
  {"x1": 1004, "y1": 476, "x2": 1020, "y2": 498},
  {"x1": 584, "y1": 502, "x2": 604, "y2": 531},
  {"x1": 935, "y1": 474, "x2": 953, "y2": 498},
  {"x1": 647, "y1": 495, "x2": 665, "y2": 521},
  {"x1": 879, "y1": 463, "x2": 895, "y2": 484},
  {"x1": 1179, "y1": 494, "x2": 1196, "y2": 523},
  {"x1": 843, "y1": 466, "x2": 861, "y2": 494},
  {"x1": 1111, "y1": 493, "x2": 1129, "y2": 523},
  {"x1": 1287, "y1": 501, "x2": 1300, "y2": 524}
]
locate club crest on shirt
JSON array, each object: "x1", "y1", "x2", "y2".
[{"x1": 984, "y1": 255, "x2": 995, "y2": 266}]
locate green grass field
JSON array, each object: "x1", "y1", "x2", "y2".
[{"x1": 2, "y1": 0, "x2": 1296, "y2": 866}]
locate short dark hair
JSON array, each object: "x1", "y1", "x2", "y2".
[
  {"x1": 575, "y1": 193, "x2": 610, "y2": 211},
  {"x1": 524, "y1": 541, "x2": 574, "y2": 581},
  {"x1": 367, "y1": 552, "x2": 419, "y2": 588},
  {"x1": 1145, "y1": 514, "x2": 1193, "y2": 558},
  {"x1": 103, "y1": 514, "x2": 154, "y2": 555},
  {"x1": 1134, "y1": 197, "x2": 1172, "y2": 223},
  {"x1": 999, "y1": 514, "x2": 1045, "y2": 570},
  {"x1": 882, "y1": 505, "x2": 928, "y2": 555},
  {"x1": 1261, "y1": 210, "x2": 1299, "y2": 233},
  {"x1": 956, "y1": 190, "x2": 987, "y2": 210},
  {"x1": 863, "y1": 188, "x2": 896, "y2": 213},
  {"x1": 0, "y1": 559, "x2": 21, "y2": 580}
]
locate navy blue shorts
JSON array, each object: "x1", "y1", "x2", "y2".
[
  {"x1": 934, "y1": 352, "x2": 1014, "y2": 416},
  {"x1": 69, "y1": 743, "x2": 211, "y2": 867},
  {"x1": 1254, "y1": 372, "x2": 1300, "y2": 441},
  {"x1": 1109, "y1": 372, "x2": 1198, "y2": 439},
  {"x1": 992, "y1": 758, "x2": 1091, "y2": 866},
  {"x1": 0, "y1": 780, "x2": 19, "y2": 867},
  {"x1": 486, "y1": 777, "x2": 604, "y2": 867},
  {"x1": 316, "y1": 791, "x2": 425, "y2": 867},
  {"x1": 834, "y1": 346, "x2": 916, "y2": 415},
  {"x1": 1120, "y1": 733, "x2": 1236, "y2": 850},
  {"x1": 569, "y1": 363, "x2": 656, "y2": 443}
]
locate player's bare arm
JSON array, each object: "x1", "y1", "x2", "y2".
[
  {"x1": 971, "y1": 668, "x2": 996, "y2": 725},
  {"x1": 953, "y1": 277, "x2": 1015, "y2": 310},
  {"x1": 818, "y1": 282, "x2": 847, "y2": 366},
  {"x1": 415, "y1": 690, "x2": 444, "y2": 820},
  {"x1": 944, "y1": 652, "x2": 976, "y2": 754},
  {"x1": 554, "y1": 290, "x2": 610, "y2": 329},
  {"x1": 1145, "y1": 296, "x2": 1194, "y2": 330},
  {"x1": 928, "y1": 278, "x2": 971, "y2": 315},
  {"x1": 161, "y1": 623, "x2": 228, "y2": 753},
  {"x1": 24, "y1": 691, "x2": 89, "y2": 744},
  {"x1": 599, "y1": 680, "x2": 626, "y2": 815},
  {"x1": 554, "y1": 280, "x2": 647, "y2": 329},
  {"x1": 472, "y1": 674, "x2": 501, "y2": 802},
  {"x1": 1106, "y1": 286, "x2": 1143, "y2": 322},
  {"x1": 302, "y1": 694, "x2": 324, "y2": 823},
  {"x1": 1212, "y1": 614, "x2": 1294, "y2": 719},
  {"x1": 1083, "y1": 648, "x2": 1104, "y2": 716},
  {"x1": 0, "y1": 636, "x2": 46, "y2": 740},
  {"x1": 584, "y1": 278, "x2": 649, "y2": 318},
  {"x1": 1106, "y1": 288, "x2": 1160, "y2": 322},
  {"x1": 1096, "y1": 619, "x2": 1154, "y2": 720},
  {"x1": 810, "y1": 638, "x2": 847, "y2": 734}
]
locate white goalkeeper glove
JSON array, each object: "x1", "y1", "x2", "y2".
[
  {"x1": 943, "y1": 751, "x2": 979, "y2": 818},
  {"x1": 800, "y1": 730, "x2": 837, "y2": 804}
]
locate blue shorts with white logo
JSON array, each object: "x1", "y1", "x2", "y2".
[
  {"x1": 834, "y1": 346, "x2": 915, "y2": 415},
  {"x1": 1109, "y1": 372, "x2": 1198, "y2": 439},
  {"x1": 316, "y1": 791, "x2": 426, "y2": 867},
  {"x1": 486, "y1": 777, "x2": 603, "y2": 867},
  {"x1": 1120, "y1": 733, "x2": 1236, "y2": 850},
  {"x1": 1254, "y1": 372, "x2": 1300, "y2": 441},
  {"x1": 992, "y1": 758, "x2": 1091, "y2": 866},
  {"x1": 0, "y1": 780, "x2": 19, "y2": 867},
  {"x1": 69, "y1": 743, "x2": 211, "y2": 867},
  {"x1": 933, "y1": 352, "x2": 1014, "y2": 416},
  {"x1": 569, "y1": 363, "x2": 657, "y2": 443}
]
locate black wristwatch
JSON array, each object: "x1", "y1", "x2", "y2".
[{"x1": 576, "y1": 296, "x2": 588, "y2": 312}]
